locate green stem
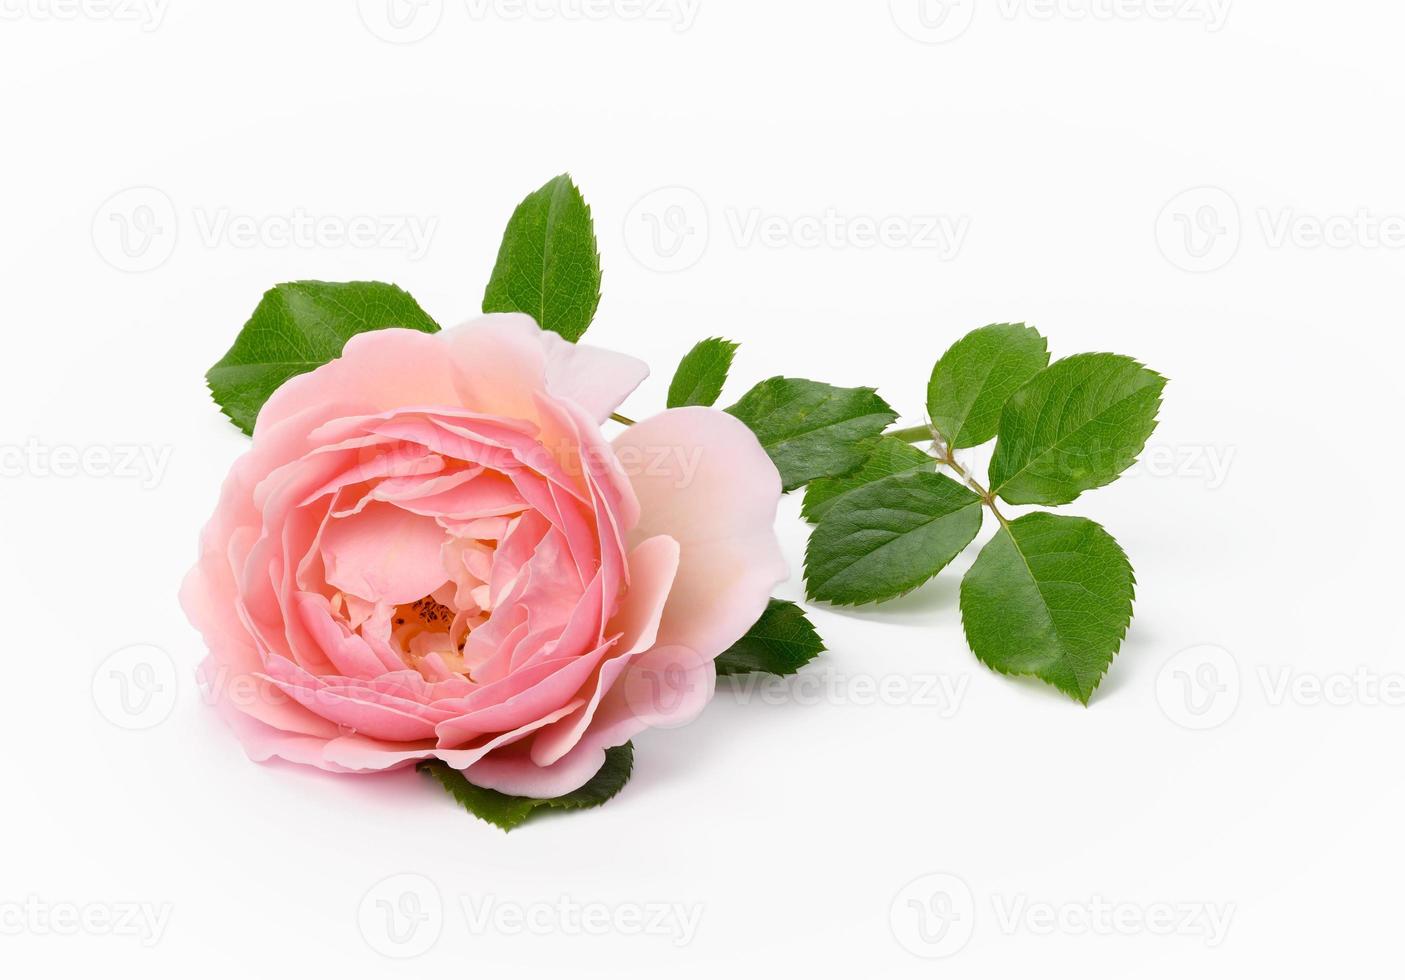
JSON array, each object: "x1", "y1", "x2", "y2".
[
  {"x1": 936, "y1": 442, "x2": 1008, "y2": 528},
  {"x1": 609, "y1": 412, "x2": 636, "y2": 426},
  {"x1": 893, "y1": 421, "x2": 1009, "y2": 527},
  {"x1": 889, "y1": 424, "x2": 933, "y2": 443}
]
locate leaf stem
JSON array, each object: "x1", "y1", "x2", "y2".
[
  {"x1": 888, "y1": 424, "x2": 933, "y2": 443},
  {"x1": 896, "y1": 421, "x2": 1009, "y2": 527},
  {"x1": 609, "y1": 412, "x2": 636, "y2": 426},
  {"x1": 938, "y1": 442, "x2": 1009, "y2": 527}
]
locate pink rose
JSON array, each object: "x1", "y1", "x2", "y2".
[{"x1": 180, "y1": 314, "x2": 786, "y2": 797}]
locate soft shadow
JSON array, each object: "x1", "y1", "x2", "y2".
[
  {"x1": 820, "y1": 575, "x2": 960, "y2": 622},
  {"x1": 996, "y1": 671, "x2": 1084, "y2": 705},
  {"x1": 256, "y1": 755, "x2": 428, "y2": 804},
  {"x1": 1094, "y1": 619, "x2": 1165, "y2": 701}
]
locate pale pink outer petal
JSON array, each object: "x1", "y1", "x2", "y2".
[
  {"x1": 212, "y1": 700, "x2": 358, "y2": 771},
  {"x1": 255, "y1": 329, "x2": 461, "y2": 440},
  {"x1": 255, "y1": 315, "x2": 647, "y2": 440},
  {"x1": 462, "y1": 735, "x2": 612, "y2": 799},
  {"x1": 538, "y1": 327, "x2": 651, "y2": 424},
  {"x1": 464, "y1": 645, "x2": 716, "y2": 799},
  {"x1": 182, "y1": 405, "x2": 356, "y2": 745},
  {"x1": 439, "y1": 313, "x2": 649, "y2": 424},
  {"x1": 319, "y1": 698, "x2": 585, "y2": 773},
  {"x1": 462, "y1": 408, "x2": 787, "y2": 797},
  {"x1": 612, "y1": 407, "x2": 788, "y2": 656}
]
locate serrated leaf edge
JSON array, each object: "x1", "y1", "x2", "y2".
[
  {"x1": 959, "y1": 517, "x2": 1138, "y2": 704},
  {"x1": 803, "y1": 472, "x2": 984, "y2": 608},
  {"x1": 989, "y1": 353, "x2": 1168, "y2": 505}
]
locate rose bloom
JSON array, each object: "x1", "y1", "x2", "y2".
[{"x1": 181, "y1": 315, "x2": 786, "y2": 797}]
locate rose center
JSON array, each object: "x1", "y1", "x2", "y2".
[
  {"x1": 390, "y1": 594, "x2": 473, "y2": 676},
  {"x1": 393, "y1": 595, "x2": 454, "y2": 634}
]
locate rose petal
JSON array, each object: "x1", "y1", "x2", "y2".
[
  {"x1": 612, "y1": 407, "x2": 787, "y2": 657},
  {"x1": 320, "y1": 501, "x2": 448, "y2": 605}
]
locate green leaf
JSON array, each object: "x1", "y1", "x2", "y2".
[
  {"x1": 927, "y1": 322, "x2": 1050, "y2": 449},
  {"x1": 801, "y1": 436, "x2": 936, "y2": 523},
  {"x1": 988, "y1": 353, "x2": 1166, "y2": 505},
  {"x1": 726, "y1": 378, "x2": 898, "y2": 491},
  {"x1": 960, "y1": 513, "x2": 1134, "y2": 704},
  {"x1": 417, "y1": 742, "x2": 634, "y2": 832},
  {"x1": 715, "y1": 599, "x2": 825, "y2": 677},
  {"x1": 482, "y1": 173, "x2": 601, "y2": 343},
  {"x1": 804, "y1": 470, "x2": 983, "y2": 606},
  {"x1": 666, "y1": 337, "x2": 739, "y2": 408},
  {"x1": 206, "y1": 281, "x2": 440, "y2": 435}
]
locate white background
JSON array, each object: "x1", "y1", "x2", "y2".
[{"x1": 2, "y1": 1, "x2": 1401, "y2": 976}]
